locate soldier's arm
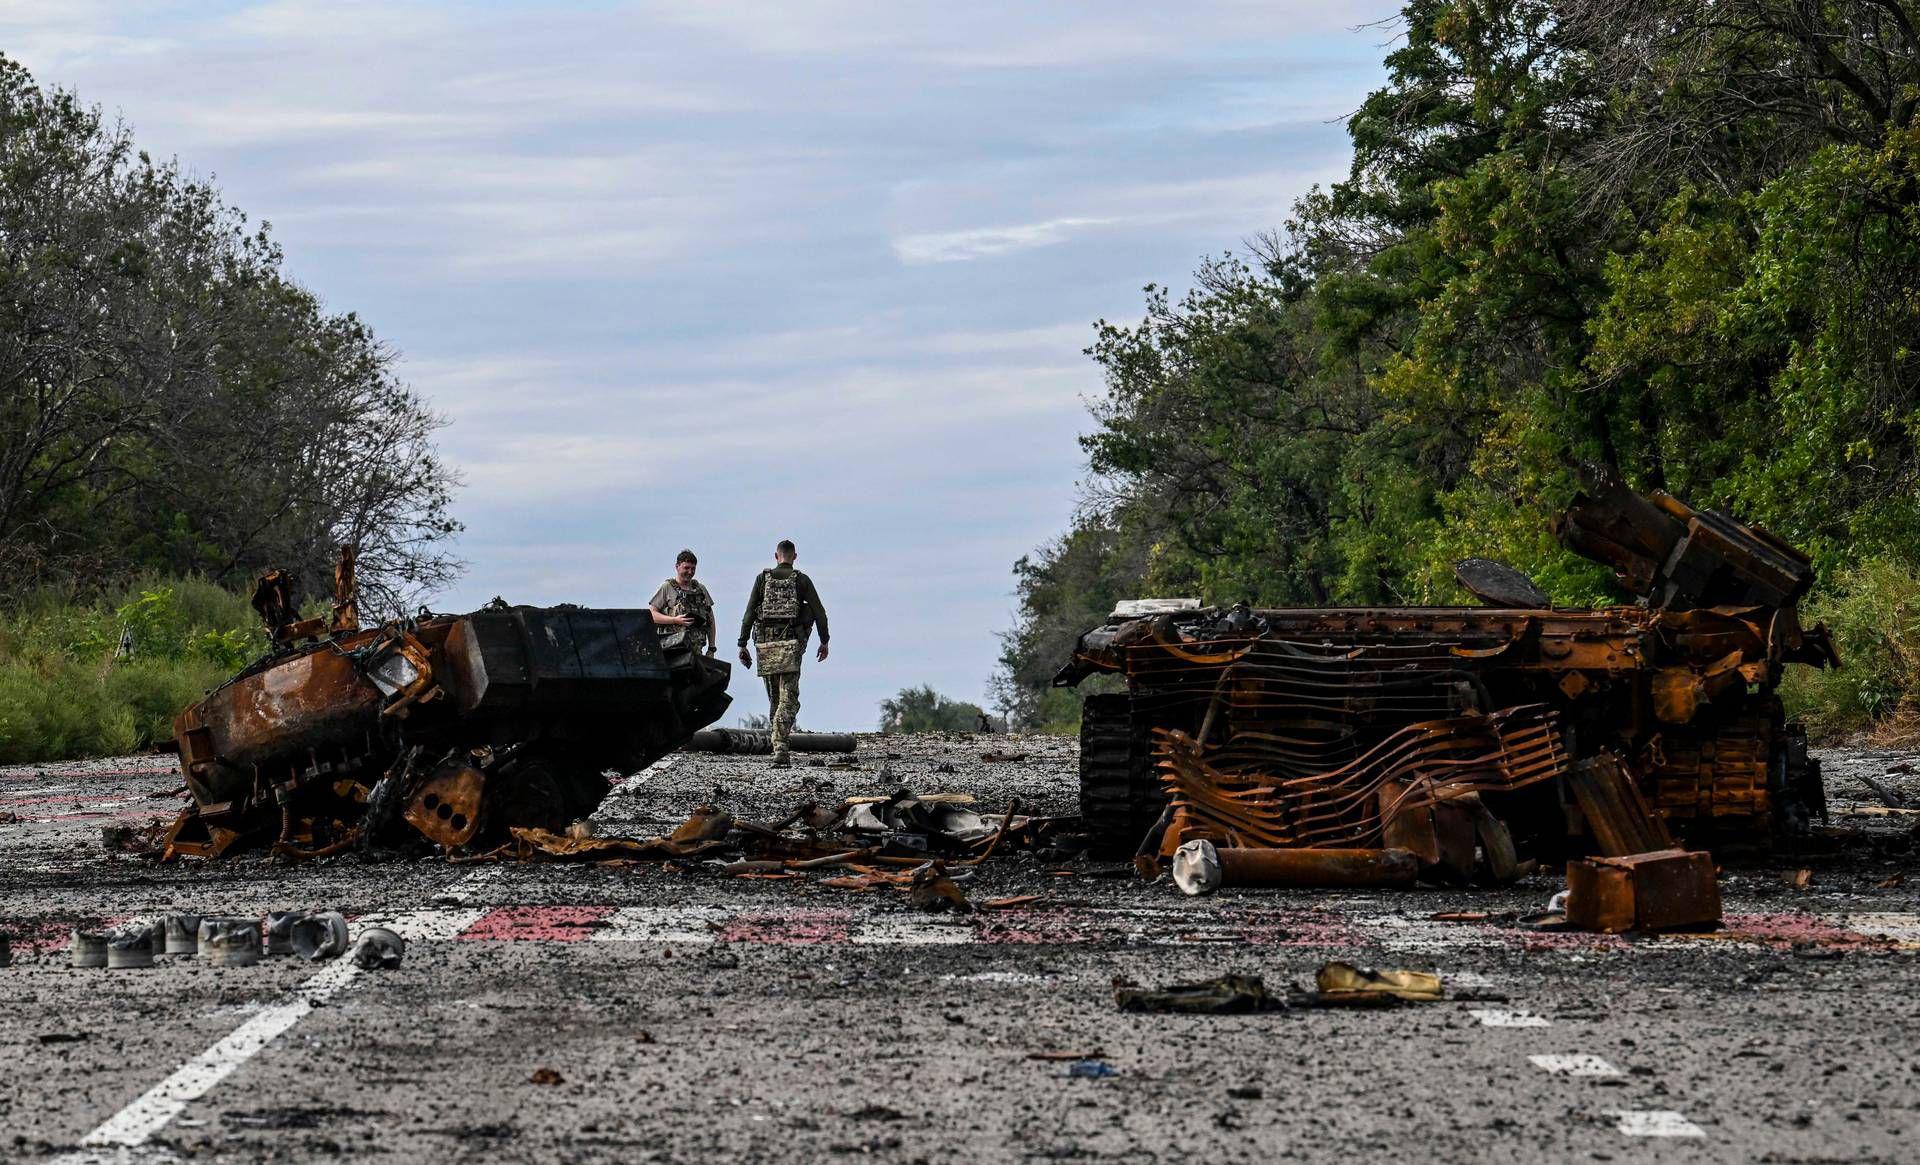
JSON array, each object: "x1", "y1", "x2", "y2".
[
  {"x1": 802, "y1": 574, "x2": 828, "y2": 643},
  {"x1": 737, "y1": 573, "x2": 762, "y2": 646},
  {"x1": 703, "y1": 583, "x2": 718, "y2": 647},
  {"x1": 647, "y1": 582, "x2": 671, "y2": 613}
]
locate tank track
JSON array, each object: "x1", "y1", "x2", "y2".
[{"x1": 1078, "y1": 693, "x2": 1166, "y2": 859}]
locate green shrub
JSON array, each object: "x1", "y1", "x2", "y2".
[
  {"x1": 1781, "y1": 556, "x2": 1920, "y2": 741},
  {"x1": 0, "y1": 575, "x2": 259, "y2": 762},
  {"x1": 879, "y1": 685, "x2": 992, "y2": 734}
]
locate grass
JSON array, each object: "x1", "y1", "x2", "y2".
[{"x1": 0, "y1": 576, "x2": 264, "y2": 763}]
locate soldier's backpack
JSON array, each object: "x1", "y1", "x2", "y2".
[{"x1": 759, "y1": 571, "x2": 800, "y2": 621}]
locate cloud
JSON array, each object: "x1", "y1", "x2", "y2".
[
  {"x1": 0, "y1": 0, "x2": 1402, "y2": 724},
  {"x1": 892, "y1": 216, "x2": 1120, "y2": 264}
]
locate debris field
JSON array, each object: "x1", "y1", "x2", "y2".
[{"x1": 3, "y1": 735, "x2": 1918, "y2": 1163}]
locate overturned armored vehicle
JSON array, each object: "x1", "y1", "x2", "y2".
[
  {"x1": 164, "y1": 559, "x2": 732, "y2": 860},
  {"x1": 1056, "y1": 481, "x2": 1839, "y2": 869}
]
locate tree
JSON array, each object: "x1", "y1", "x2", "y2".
[
  {"x1": 0, "y1": 55, "x2": 461, "y2": 612},
  {"x1": 879, "y1": 685, "x2": 992, "y2": 734}
]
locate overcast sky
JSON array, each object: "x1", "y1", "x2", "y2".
[{"x1": 4, "y1": 1, "x2": 1397, "y2": 729}]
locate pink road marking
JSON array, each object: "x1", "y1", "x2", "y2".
[
  {"x1": 1516, "y1": 928, "x2": 1631, "y2": 952},
  {"x1": 719, "y1": 908, "x2": 851, "y2": 944},
  {"x1": 1238, "y1": 908, "x2": 1363, "y2": 947},
  {"x1": 4, "y1": 916, "x2": 130, "y2": 955},
  {"x1": 1722, "y1": 912, "x2": 1870, "y2": 947},
  {"x1": 0, "y1": 767, "x2": 177, "y2": 782},
  {"x1": 978, "y1": 909, "x2": 1093, "y2": 945},
  {"x1": 458, "y1": 906, "x2": 614, "y2": 942}
]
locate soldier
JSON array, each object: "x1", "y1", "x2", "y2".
[
  {"x1": 737, "y1": 539, "x2": 829, "y2": 766},
  {"x1": 649, "y1": 549, "x2": 717, "y2": 656}
]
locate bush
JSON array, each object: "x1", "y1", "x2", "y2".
[
  {"x1": 1781, "y1": 557, "x2": 1920, "y2": 741},
  {"x1": 0, "y1": 576, "x2": 261, "y2": 762},
  {"x1": 879, "y1": 685, "x2": 993, "y2": 734}
]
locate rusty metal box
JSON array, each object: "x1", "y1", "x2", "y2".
[{"x1": 1565, "y1": 849, "x2": 1720, "y2": 933}]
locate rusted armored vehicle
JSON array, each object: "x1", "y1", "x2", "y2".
[
  {"x1": 163, "y1": 555, "x2": 732, "y2": 859},
  {"x1": 1056, "y1": 480, "x2": 1839, "y2": 865}
]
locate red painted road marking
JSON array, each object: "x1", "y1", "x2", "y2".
[
  {"x1": 1721, "y1": 912, "x2": 1870, "y2": 946},
  {"x1": 978, "y1": 909, "x2": 1092, "y2": 945},
  {"x1": 7, "y1": 916, "x2": 129, "y2": 955},
  {"x1": 718, "y1": 908, "x2": 851, "y2": 943},
  {"x1": 457, "y1": 906, "x2": 614, "y2": 941},
  {"x1": 1241, "y1": 908, "x2": 1362, "y2": 947}
]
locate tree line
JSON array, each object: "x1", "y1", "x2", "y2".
[
  {"x1": 998, "y1": 1, "x2": 1920, "y2": 732},
  {"x1": 0, "y1": 55, "x2": 459, "y2": 615}
]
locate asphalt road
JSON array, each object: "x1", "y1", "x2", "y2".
[{"x1": 3, "y1": 735, "x2": 1917, "y2": 1164}]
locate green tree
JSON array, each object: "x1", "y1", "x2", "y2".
[{"x1": 879, "y1": 685, "x2": 992, "y2": 734}]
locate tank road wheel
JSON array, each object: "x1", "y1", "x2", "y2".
[{"x1": 1078, "y1": 692, "x2": 1165, "y2": 859}]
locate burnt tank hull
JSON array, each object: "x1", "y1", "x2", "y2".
[{"x1": 168, "y1": 604, "x2": 732, "y2": 859}]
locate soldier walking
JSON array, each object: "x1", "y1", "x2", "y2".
[
  {"x1": 649, "y1": 549, "x2": 717, "y2": 656},
  {"x1": 737, "y1": 539, "x2": 829, "y2": 766}
]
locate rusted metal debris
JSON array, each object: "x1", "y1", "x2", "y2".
[
  {"x1": 162, "y1": 554, "x2": 733, "y2": 860},
  {"x1": 1058, "y1": 481, "x2": 1839, "y2": 918}
]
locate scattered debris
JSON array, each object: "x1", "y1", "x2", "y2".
[
  {"x1": 1027, "y1": 1050, "x2": 1105, "y2": 1062},
  {"x1": 907, "y1": 862, "x2": 973, "y2": 912},
  {"x1": 291, "y1": 913, "x2": 351, "y2": 961},
  {"x1": 68, "y1": 929, "x2": 108, "y2": 968},
  {"x1": 1308, "y1": 962, "x2": 1443, "y2": 1006},
  {"x1": 161, "y1": 914, "x2": 201, "y2": 955},
  {"x1": 1170, "y1": 840, "x2": 1418, "y2": 895},
  {"x1": 1565, "y1": 850, "x2": 1723, "y2": 933},
  {"x1": 349, "y1": 927, "x2": 405, "y2": 970},
  {"x1": 1113, "y1": 973, "x2": 1283, "y2": 1014},
  {"x1": 106, "y1": 925, "x2": 154, "y2": 969},
  {"x1": 979, "y1": 751, "x2": 1029, "y2": 764},
  {"x1": 0, "y1": 932, "x2": 10, "y2": 967},
  {"x1": 1788, "y1": 868, "x2": 1814, "y2": 890},
  {"x1": 1859, "y1": 775, "x2": 1908, "y2": 809},
  {"x1": 202, "y1": 919, "x2": 262, "y2": 967},
  {"x1": 528, "y1": 1068, "x2": 564, "y2": 1086},
  {"x1": 1067, "y1": 1060, "x2": 1120, "y2": 1079}
]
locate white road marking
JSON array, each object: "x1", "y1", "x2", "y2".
[
  {"x1": 1606, "y1": 1110, "x2": 1706, "y2": 1137},
  {"x1": 1840, "y1": 913, "x2": 1920, "y2": 945},
  {"x1": 852, "y1": 917, "x2": 974, "y2": 945},
  {"x1": 592, "y1": 905, "x2": 726, "y2": 943},
  {"x1": 1354, "y1": 914, "x2": 1503, "y2": 952},
  {"x1": 1529, "y1": 1053, "x2": 1621, "y2": 1076},
  {"x1": 1469, "y1": 1009, "x2": 1550, "y2": 1027},
  {"x1": 353, "y1": 908, "x2": 488, "y2": 942},
  {"x1": 53, "y1": 959, "x2": 363, "y2": 1158},
  {"x1": 1443, "y1": 970, "x2": 1498, "y2": 990},
  {"x1": 606, "y1": 755, "x2": 674, "y2": 799}
]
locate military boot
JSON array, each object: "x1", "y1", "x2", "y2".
[{"x1": 771, "y1": 749, "x2": 792, "y2": 768}]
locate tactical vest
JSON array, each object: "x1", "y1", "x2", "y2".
[
  {"x1": 660, "y1": 581, "x2": 711, "y2": 649},
  {"x1": 759, "y1": 571, "x2": 800, "y2": 620}
]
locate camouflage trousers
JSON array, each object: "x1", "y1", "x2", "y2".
[{"x1": 763, "y1": 672, "x2": 800, "y2": 754}]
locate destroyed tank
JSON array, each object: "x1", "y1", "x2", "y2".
[
  {"x1": 1055, "y1": 480, "x2": 1840, "y2": 863},
  {"x1": 163, "y1": 555, "x2": 732, "y2": 859}
]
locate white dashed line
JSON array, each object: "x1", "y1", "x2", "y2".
[
  {"x1": 1469, "y1": 1009, "x2": 1551, "y2": 1027},
  {"x1": 1528, "y1": 1053, "x2": 1621, "y2": 1076},
  {"x1": 1606, "y1": 1110, "x2": 1705, "y2": 1137},
  {"x1": 52, "y1": 959, "x2": 363, "y2": 1159}
]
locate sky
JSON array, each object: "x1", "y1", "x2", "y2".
[{"x1": 2, "y1": 1, "x2": 1399, "y2": 729}]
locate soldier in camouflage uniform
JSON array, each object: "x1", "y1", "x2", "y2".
[
  {"x1": 649, "y1": 549, "x2": 717, "y2": 656},
  {"x1": 737, "y1": 539, "x2": 829, "y2": 766}
]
